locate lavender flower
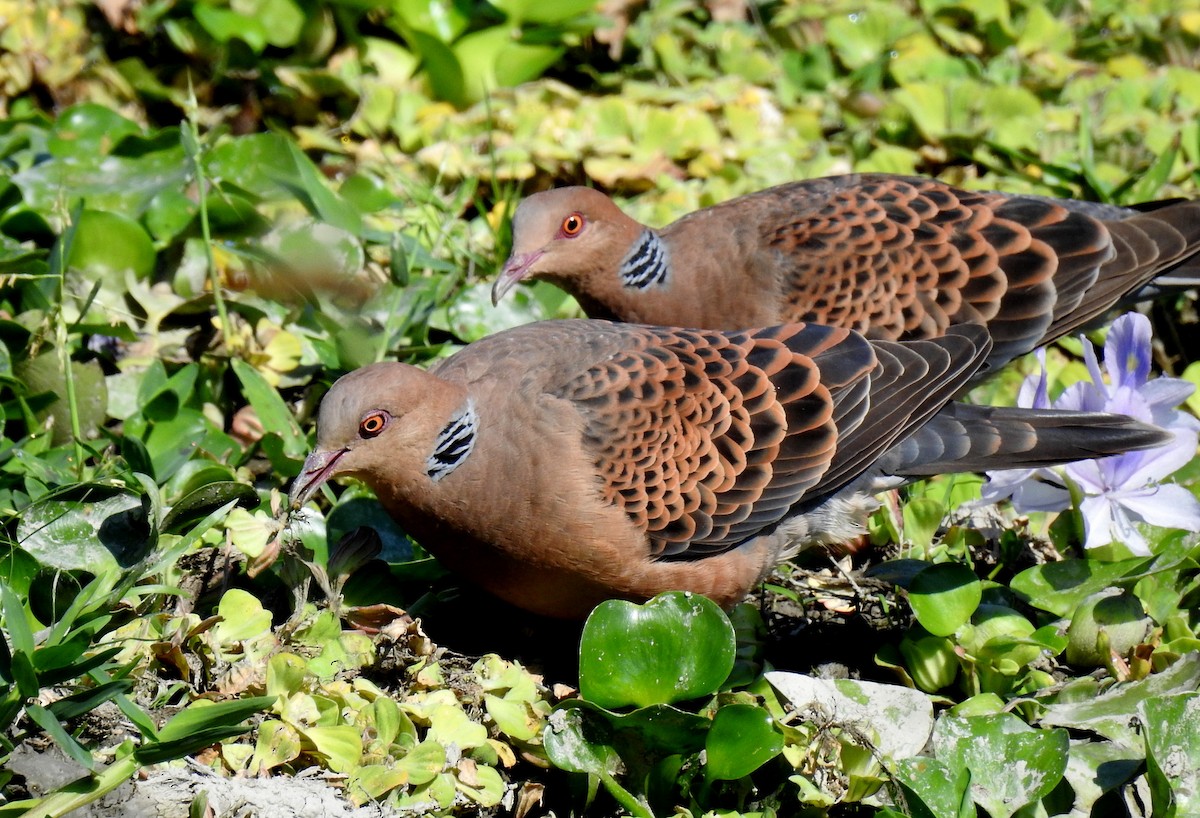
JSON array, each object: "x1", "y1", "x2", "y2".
[{"x1": 983, "y1": 313, "x2": 1200, "y2": 555}]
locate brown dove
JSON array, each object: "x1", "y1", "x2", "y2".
[
  {"x1": 494, "y1": 175, "x2": 1200, "y2": 373},
  {"x1": 289, "y1": 319, "x2": 1168, "y2": 619}
]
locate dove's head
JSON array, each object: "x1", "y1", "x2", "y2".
[
  {"x1": 492, "y1": 186, "x2": 645, "y2": 312},
  {"x1": 288, "y1": 363, "x2": 470, "y2": 510}
]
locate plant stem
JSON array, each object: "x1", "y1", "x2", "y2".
[
  {"x1": 182, "y1": 75, "x2": 233, "y2": 351},
  {"x1": 54, "y1": 212, "x2": 87, "y2": 479}
]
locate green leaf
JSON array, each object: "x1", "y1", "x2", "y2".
[
  {"x1": 902, "y1": 497, "x2": 946, "y2": 551},
  {"x1": 425, "y1": 703, "x2": 488, "y2": 750},
  {"x1": 767, "y1": 672, "x2": 934, "y2": 761},
  {"x1": 211, "y1": 588, "x2": 272, "y2": 644},
  {"x1": 160, "y1": 481, "x2": 259, "y2": 534},
  {"x1": 705, "y1": 703, "x2": 783, "y2": 780},
  {"x1": 300, "y1": 724, "x2": 363, "y2": 774},
  {"x1": 892, "y1": 757, "x2": 974, "y2": 818},
  {"x1": 275, "y1": 141, "x2": 363, "y2": 235},
  {"x1": 454, "y1": 28, "x2": 563, "y2": 102},
  {"x1": 266, "y1": 653, "x2": 307, "y2": 699},
  {"x1": 543, "y1": 700, "x2": 658, "y2": 818},
  {"x1": 0, "y1": 580, "x2": 34, "y2": 655},
  {"x1": 1127, "y1": 138, "x2": 1179, "y2": 202},
  {"x1": 46, "y1": 680, "x2": 133, "y2": 721},
  {"x1": 1065, "y1": 591, "x2": 1150, "y2": 667},
  {"x1": 193, "y1": 4, "x2": 267, "y2": 51},
  {"x1": 403, "y1": 29, "x2": 465, "y2": 106},
  {"x1": 543, "y1": 700, "x2": 622, "y2": 777},
  {"x1": 65, "y1": 209, "x2": 156, "y2": 284},
  {"x1": 1010, "y1": 557, "x2": 1152, "y2": 616},
  {"x1": 47, "y1": 104, "x2": 141, "y2": 158},
  {"x1": 230, "y1": 357, "x2": 308, "y2": 469},
  {"x1": 16, "y1": 352, "x2": 108, "y2": 445},
  {"x1": 16, "y1": 488, "x2": 152, "y2": 573},
  {"x1": 490, "y1": 0, "x2": 596, "y2": 25},
  {"x1": 908, "y1": 562, "x2": 981, "y2": 637},
  {"x1": 1039, "y1": 654, "x2": 1200, "y2": 748},
  {"x1": 933, "y1": 713, "x2": 1069, "y2": 818},
  {"x1": 1141, "y1": 692, "x2": 1200, "y2": 817},
  {"x1": 141, "y1": 695, "x2": 277, "y2": 763},
  {"x1": 579, "y1": 591, "x2": 735, "y2": 709},
  {"x1": 391, "y1": 0, "x2": 469, "y2": 42},
  {"x1": 26, "y1": 703, "x2": 96, "y2": 770},
  {"x1": 1061, "y1": 741, "x2": 1143, "y2": 816}
]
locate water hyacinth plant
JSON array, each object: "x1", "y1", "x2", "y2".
[{"x1": 983, "y1": 312, "x2": 1200, "y2": 555}]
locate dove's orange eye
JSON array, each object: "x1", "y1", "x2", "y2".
[
  {"x1": 561, "y1": 213, "x2": 584, "y2": 237},
  {"x1": 359, "y1": 411, "x2": 389, "y2": 438}
]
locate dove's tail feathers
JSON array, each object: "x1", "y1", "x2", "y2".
[{"x1": 879, "y1": 402, "x2": 1173, "y2": 477}]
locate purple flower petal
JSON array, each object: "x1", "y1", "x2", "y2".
[
  {"x1": 1018, "y1": 349, "x2": 1051, "y2": 410},
  {"x1": 1111, "y1": 428, "x2": 1198, "y2": 487},
  {"x1": 1139, "y1": 378, "x2": 1198, "y2": 414},
  {"x1": 1080, "y1": 494, "x2": 1150, "y2": 554},
  {"x1": 1082, "y1": 334, "x2": 1108, "y2": 397},
  {"x1": 1055, "y1": 380, "x2": 1109, "y2": 413},
  {"x1": 1118, "y1": 483, "x2": 1200, "y2": 533},
  {"x1": 1104, "y1": 312, "x2": 1152, "y2": 390}
]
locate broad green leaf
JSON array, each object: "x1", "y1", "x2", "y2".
[
  {"x1": 193, "y1": 5, "x2": 267, "y2": 51},
  {"x1": 211, "y1": 588, "x2": 272, "y2": 644},
  {"x1": 902, "y1": 497, "x2": 945, "y2": 550},
  {"x1": 1010, "y1": 557, "x2": 1153, "y2": 616},
  {"x1": 1141, "y1": 693, "x2": 1200, "y2": 817},
  {"x1": 426, "y1": 703, "x2": 489, "y2": 750},
  {"x1": 249, "y1": 719, "x2": 302, "y2": 774},
  {"x1": 142, "y1": 407, "x2": 241, "y2": 479},
  {"x1": 340, "y1": 172, "x2": 396, "y2": 214},
  {"x1": 47, "y1": 104, "x2": 141, "y2": 158},
  {"x1": 933, "y1": 713, "x2": 1069, "y2": 818},
  {"x1": 543, "y1": 701, "x2": 621, "y2": 777},
  {"x1": 300, "y1": 724, "x2": 362, "y2": 774},
  {"x1": 1039, "y1": 654, "x2": 1200, "y2": 748},
  {"x1": 1065, "y1": 591, "x2": 1150, "y2": 667},
  {"x1": 825, "y1": 8, "x2": 901, "y2": 69},
  {"x1": 16, "y1": 489, "x2": 151, "y2": 573},
  {"x1": 908, "y1": 562, "x2": 981, "y2": 637},
  {"x1": 454, "y1": 761, "x2": 505, "y2": 806},
  {"x1": 349, "y1": 764, "x2": 411, "y2": 805},
  {"x1": 16, "y1": 352, "x2": 108, "y2": 445},
  {"x1": 767, "y1": 672, "x2": 933, "y2": 761},
  {"x1": 542, "y1": 697, "x2": 661, "y2": 818},
  {"x1": 705, "y1": 704, "x2": 783, "y2": 780},
  {"x1": 484, "y1": 694, "x2": 542, "y2": 742},
  {"x1": 1061, "y1": 740, "x2": 1142, "y2": 816},
  {"x1": 579, "y1": 591, "x2": 735, "y2": 709},
  {"x1": 899, "y1": 630, "x2": 959, "y2": 693},
  {"x1": 490, "y1": 0, "x2": 596, "y2": 25},
  {"x1": 266, "y1": 653, "x2": 307, "y2": 699},
  {"x1": 892, "y1": 757, "x2": 974, "y2": 818},
  {"x1": 402, "y1": 29, "x2": 465, "y2": 106},
  {"x1": 391, "y1": 0, "x2": 469, "y2": 42}
]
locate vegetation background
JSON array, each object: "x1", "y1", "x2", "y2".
[{"x1": 2, "y1": 0, "x2": 1200, "y2": 815}]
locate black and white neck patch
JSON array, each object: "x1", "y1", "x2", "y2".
[
  {"x1": 426, "y1": 400, "x2": 477, "y2": 481},
  {"x1": 620, "y1": 230, "x2": 670, "y2": 290}
]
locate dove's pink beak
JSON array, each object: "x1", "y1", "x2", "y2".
[
  {"x1": 491, "y1": 251, "x2": 544, "y2": 306},
  {"x1": 289, "y1": 447, "x2": 348, "y2": 509}
]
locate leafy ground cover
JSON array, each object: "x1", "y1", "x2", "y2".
[{"x1": 3, "y1": 0, "x2": 1200, "y2": 815}]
